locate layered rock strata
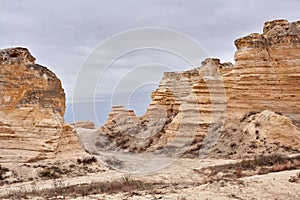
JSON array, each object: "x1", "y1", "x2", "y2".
[
  {"x1": 0, "y1": 47, "x2": 83, "y2": 162},
  {"x1": 98, "y1": 19, "x2": 300, "y2": 158},
  {"x1": 100, "y1": 59, "x2": 232, "y2": 155},
  {"x1": 225, "y1": 19, "x2": 300, "y2": 124}
]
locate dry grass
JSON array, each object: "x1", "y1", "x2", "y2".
[
  {"x1": 198, "y1": 154, "x2": 300, "y2": 179},
  {"x1": 2, "y1": 175, "x2": 160, "y2": 199},
  {"x1": 39, "y1": 167, "x2": 62, "y2": 179},
  {"x1": 3, "y1": 154, "x2": 300, "y2": 198}
]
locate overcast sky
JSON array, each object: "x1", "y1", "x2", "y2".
[{"x1": 0, "y1": 0, "x2": 299, "y2": 126}]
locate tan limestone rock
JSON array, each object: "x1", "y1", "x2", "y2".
[
  {"x1": 0, "y1": 47, "x2": 83, "y2": 162},
  {"x1": 97, "y1": 19, "x2": 300, "y2": 158}
]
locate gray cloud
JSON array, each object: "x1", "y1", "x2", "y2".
[{"x1": 0, "y1": 0, "x2": 299, "y2": 125}]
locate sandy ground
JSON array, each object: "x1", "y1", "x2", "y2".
[
  {"x1": 1, "y1": 156, "x2": 300, "y2": 199},
  {"x1": 0, "y1": 157, "x2": 234, "y2": 196},
  {"x1": 70, "y1": 169, "x2": 300, "y2": 200}
]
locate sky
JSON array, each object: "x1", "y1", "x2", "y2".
[{"x1": 0, "y1": 0, "x2": 299, "y2": 126}]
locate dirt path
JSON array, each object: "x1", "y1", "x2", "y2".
[
  {"x1": 0, "y1": 157, "x2": 235, "y2": 197},
  {"x1": 2, "y1": 157, "x2": 299, "y2": 199}
]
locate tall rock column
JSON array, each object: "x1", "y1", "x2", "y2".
[
  {"x1": 225, "y1": 19, "x2": 300, "y2": 123},
  {"x1": 0, "y1": 47, "x2": 82, "y2": 162}
]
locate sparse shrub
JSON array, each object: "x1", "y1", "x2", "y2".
[
  {"x1": 122, "y1": 174, "x2": 133, "y2": 185},
  {"x1": 0, "y1": 165, "x2": 9, "y2": 180},
  {"x1": 254, "y1": 154, "x2": 286, "y2": 166},
  {"x1": 258, "y1": 166, "x2": 268, "y2": 175},
  {"x1": 289, "y1": 172, "x2": 300, "y2": 183},
  {"x1": 39, "y1": 167, "x2": 61, "y2": 179},
  {"x1": 240, "y1": 159, "x2": 256, "y2": 170},
  {"x1": 289, "y1": 175, "x2": 298, "y2": 183},
  {"x1": 77, "y1": 156, "x2": 97, "y2": 165}
]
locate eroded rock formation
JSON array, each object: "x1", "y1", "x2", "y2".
[
  {"x1": 225, "y1": 19, "x2": 300, "y2": 123},
  {"x1": 73, "y1": 121, "x2": 96, "y2": 129},
  {"x1": 215, "y1": 19, "x2": 300, "y2": 158},
  {"x1": 211, "y1": 110, "x2": 300, "y2": 158},
  {"x1": 97, "y1": 19, "x2": 300, "y2": 158},
  {"x1": 98, "y1": 59, "x2": 233, "y2": 155},
  {"x1": 0, "y1": 47, "x2": 83, "y2": 162}
]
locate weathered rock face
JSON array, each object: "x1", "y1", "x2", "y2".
[
  {"x1": 97, "y1": 19, "x2": 300, "y2": 158},
  {"x1": 100, "y1": 59, "x2": 231, "y2": 155},
  {"x1": 226, "y1": 19, "x2": 300, "y2": 123},
  {"x1": 0, "y1": 47, "x2": 82, "y2": 162},
  {"x1": 213, "y1": 19, "x2": 300, "y2": 157},
  {"x1": 73, "y1": 121, "x2": 96, "y2": 129},
  {"x1": 0, "y1": 48, "x2": 65, "y2": 122},
  {"x1": 211, "y1": 110, "x2": 300, "y2": 158}
]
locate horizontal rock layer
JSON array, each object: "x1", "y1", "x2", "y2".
[
  {"x1": 94, "y1": 19, "x2": 300, "y2": 158},
  {"x1": 226, "y1": 19, "x2": 300, "y2": 123},
  {"x1": 0, "y1": 47, "x2": 83, "y2": 162}
]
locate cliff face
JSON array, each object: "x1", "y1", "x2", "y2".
[
  {"x1": 0, "y1": 48, "x2": 65, "y2": 122},
  {"x1": 0, "y1": 47, "x2": 82, "y2": 162},
  {"x1": 100, "y1": 59, "x2": 232, "y2": 155},
  {"x1": 98, "y1": 19, "x2": 300, "y2": 158},
  {"x1": 226, "y1": 19, "x2": 300, "y2": 123},
  {"x1": 214, "y1": 19, "x2": 300, "y2": 158}
]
